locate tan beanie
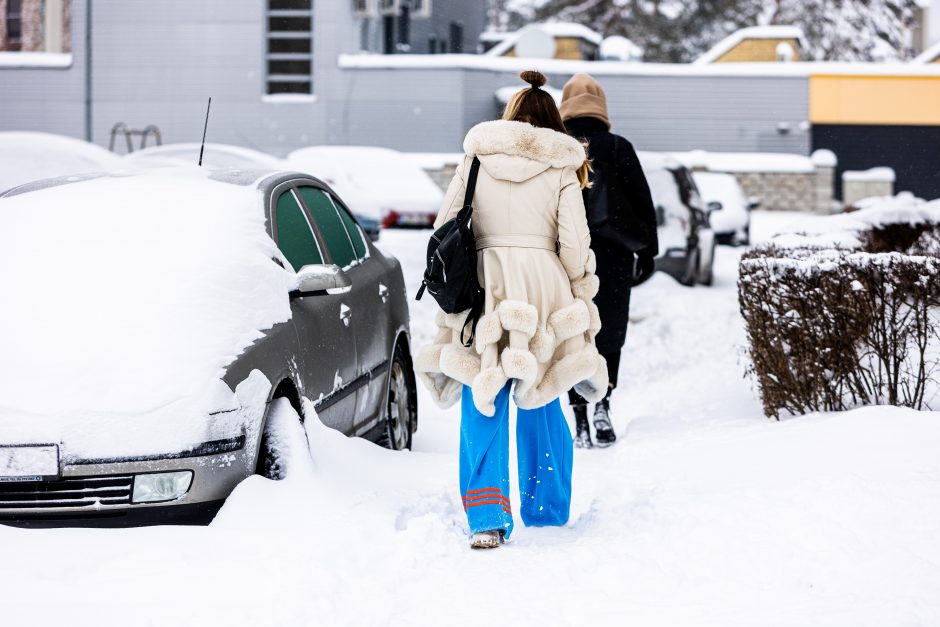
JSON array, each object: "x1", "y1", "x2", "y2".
[{"x1": 560, "y1": 73, "x2": 611, "y2": 129}]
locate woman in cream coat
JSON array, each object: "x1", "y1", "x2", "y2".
[{"x1": 416, "y1": 71, "x2": 608, "y2": 549}]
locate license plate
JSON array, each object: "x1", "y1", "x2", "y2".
[
  {"x1": 398, "y1": 214, "x2": 431, "y2": 226},
  {"x1": 0, "y1": 445, "x2": 60, "y2": 481}
]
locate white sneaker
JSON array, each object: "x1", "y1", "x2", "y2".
[{"x1": 469, "y1": 530, "x2": 505, "y2": 549}]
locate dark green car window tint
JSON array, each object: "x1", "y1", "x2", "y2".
[
  {"x1": 297, "y1": 186, "x2": 356, "y2": 268},
  {"x1": 329, "y1": 195, "x2": 367, "y2": 260},
  {"x1": 275, "y1": 190, "x2": 323, "y2": 271}
]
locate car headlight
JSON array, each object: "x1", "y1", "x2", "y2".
[{"x1": 132, "y1": 471, "x2": 193, "y2": 503}]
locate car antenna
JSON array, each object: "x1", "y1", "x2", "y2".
[{"x1": 198, "y1": 97, "x2": 212, "y2": 167}]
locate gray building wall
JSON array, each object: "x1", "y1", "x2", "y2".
[
  {"x1": 0, "y1": 1, "x2": 809, "y2": 157},
  {"x1": 331, "y1": 66, "x2": 811, "y2": 154}
]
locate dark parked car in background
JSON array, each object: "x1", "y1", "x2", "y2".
[
  {"x1": 640, "y1": 153, "x2": 716, "y2": 286},
  {"x1": 0, "y1": 168, "x2": 416, "y2": 527}
]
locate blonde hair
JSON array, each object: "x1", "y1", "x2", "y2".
[{"x1": 503, "y1": 70, "x2": 592, "y2": 189}]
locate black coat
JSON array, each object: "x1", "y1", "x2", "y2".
[{"x1": 565, "y1": 116, "x2": 659, "y2": 354}]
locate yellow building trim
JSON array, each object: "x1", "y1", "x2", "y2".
[
  {"x1": 810, "y1": 74, "x2": 940, "y2": 125},
  {"x1": 714, "y1": 38, "x2": 801, "y2": 63}
]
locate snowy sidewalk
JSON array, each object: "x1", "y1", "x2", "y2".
[{"x1": 2, "y1": 213, "x2": 939, "y2": 626}]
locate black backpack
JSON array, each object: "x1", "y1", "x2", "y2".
[
  {"x1": 585, "y1": 137, "x2": 649, "y2": 253},
  {"x1": 415, "y1": 157, "x2": 484, "y2": 347}
]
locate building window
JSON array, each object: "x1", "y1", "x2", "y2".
[
  {"x1": 379, "y1": 0, "x2": 400, "y2": 16},
  {"x1": 410, "y1": 0, "x2": 430, "y2": 19},
  {"x1": 5, "y1": 0, "x2": 23, "y2": 50},
  {"x1": 266, "y1": 0, "x2": 313, "y2": 95},
  {"x1": 353, "y1": 0, "x2": 375, "y2": 17},
  {"x1": 2, "y1": 0, "x2": 70, "y2": 53},
  {"x1": 449, "y1": 21, "x2": 463, "y2": 53}
]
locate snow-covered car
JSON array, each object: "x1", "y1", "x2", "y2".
[
  {"x1": 692, "y1": 171, "x2": 754, "y2": 246},
  {"x1": 640, "y1": 153, "x2": 715, "y2": 286},
  {"x1": 127, "y1": 143, "x2": 384, "y2": 241},
  {"x1": 0, "y1": 131, "x2": 123, "y2": 193},
  {"x1": 0, "y1": 167, "x2": 416, "y2": 527},
  {"x1": 287, "y1": 146, "x2": 444, "y2": 233},
  {"x1": 122, "y1": 142, "x2": 286, "y2": 171}
]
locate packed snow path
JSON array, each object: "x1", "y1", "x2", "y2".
[{"x1": 2, "y1": 214, "x2": 939, "y2": 626}]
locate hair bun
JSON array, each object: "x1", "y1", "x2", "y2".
[{"x1": 521, "y1": 70, "x2": 547, "y2": 89}]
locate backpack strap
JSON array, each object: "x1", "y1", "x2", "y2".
[{"x1": 463, "y1": 157, "x2": 481, "y2": 208}]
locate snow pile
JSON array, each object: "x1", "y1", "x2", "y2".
[
  {"x1": 766, "y1": 193, "x2": 940, "y2": 249},
  {"x1": 0, "y1": 169, "x2": 293, "y2": 459},
  {"x1": 0, "y1": 132, "x2": 123, "y2": 194},
  {"x1": 2, "y1": 225, "x2": 940, "y2": 625}
]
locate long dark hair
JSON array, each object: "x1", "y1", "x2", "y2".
[{"x1": 503, "y1": 70, "x2": 591, "y2": 188}]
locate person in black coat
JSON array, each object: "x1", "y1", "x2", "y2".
[{"x1": 560, "y1": 73, "x2": 659, "y2": 448}]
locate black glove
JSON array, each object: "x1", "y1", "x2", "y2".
[{"x1": 632, "y1": 254, "x2": 656, "y2": 285}]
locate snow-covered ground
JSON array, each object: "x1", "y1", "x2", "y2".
[{"x1": 2, "y1": 213, "x2": 939, "y2": 626}]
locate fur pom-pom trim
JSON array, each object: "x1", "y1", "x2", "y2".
[
  {"x1": 529, "y1": 325, "x2": 557, "y2": 363},
  {"x1": 440, "y1": 310, "x2": 472, "y2": 332},
  {"x1": 515, "y1": 343, "x2": 600, "y2": 410},
  {"x1": 471, "y1": 366, "x2": 508, "y2": 417},
  {"x1": 414, "y1": 344, "x2": 444, "y2": 374},
  {"x1": 500, "y1": 348, "x2": 538, "y2": 384},
  {"x1": 464, "y1": 120, "x2": 586, "y2": 170},
  {"x1": 497, "y1": 300, "x2": 538, "y2": 338},
  {"x1": 571, "y1": 274, "x2": 600, "y2": 301},
  {"x1": 548, "y1": 299, "x2": 590, "y2": 343},
  {"x1": 440, "y1": 343, "x2": 480, "y2": 387},
  {"x1": 474, "y1": 310, "x2": 504, "y2": 353}
]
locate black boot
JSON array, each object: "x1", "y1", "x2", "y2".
[
  {"x1": 573, "y1": 405, "x2": 593, "y2": 449},
  {"x1": 593, "y1": 395, "x2": 617, "y2": 448}
]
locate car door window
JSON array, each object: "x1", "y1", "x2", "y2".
[
  {"x1": 328, "y1": 194, "x2": 368, "y2": 261},
  {"x1": 297, "y1": 186, "x2": 357, "y2": 269},
  {"x1": 275, "y1": 189, "x2": 323, "y2": 271}
]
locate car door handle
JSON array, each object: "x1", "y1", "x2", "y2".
[{"x1": 340, "y1": 304, "x2": 351, "y2": 326}]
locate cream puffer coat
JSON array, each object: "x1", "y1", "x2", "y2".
[{"x1": 415, "y1": 119, "x2": 609, "y2": 416}]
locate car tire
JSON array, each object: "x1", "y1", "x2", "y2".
[
  {"x1": 697, "y1": 240, "x2": 715, "y2": 286},
  {"x1": 679, "y1": 248, "x2": 698, "y2": 287},
  {"x1": 379, "y1": 342, "x2": 416, "y2": 451},
  {"x1": 740, "y1": 226, "x2": 751, "y2": 247}
]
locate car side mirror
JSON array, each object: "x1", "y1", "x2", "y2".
[
  {"x1": 707, "y1": 201, "x2": 723, "y2": 212},
  {"x1": 747, "y1": 197, "x2": 761, "y2": 211},
  {"x1": 291, "y1": 264, "x2": 352, "y2": 298}
]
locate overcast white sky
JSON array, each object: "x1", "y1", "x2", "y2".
[{"x1": 931, "y1": 0, "x2": 940, "y2": 45}]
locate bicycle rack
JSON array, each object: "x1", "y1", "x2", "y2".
[{"x1": 109, "y1": 123, "x2": 163, "y2": 153}]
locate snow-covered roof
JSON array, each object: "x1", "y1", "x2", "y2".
[
  {"x1": 671, "y1": 150, "x2": 817, "y2": 174},
  {"x1": 843, "y1": 167, "x2": 896, "y2": 183},
  {"x1": 339, "y1": 53, "x2": 940, "y2": 78},
  {"x1": 693, "y1": 26, "x2": 806, "y2": 66},
  {"x1": 480, "y1": 30, "x2": 511, "y2": 44},
  {"x1": 485, "y1": 22, "x2": 603, "y2": 58},
  {"x1": 913, "y1": 41, "x2": 940, "y2": 65}
]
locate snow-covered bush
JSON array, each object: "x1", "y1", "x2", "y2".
[{"x1": 740, "y1": 198, "x2": 940, "y2": 418}]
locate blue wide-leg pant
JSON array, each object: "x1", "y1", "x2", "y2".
[{"x1": 459, "y1": 382, "x2": 573, "y2": 539}]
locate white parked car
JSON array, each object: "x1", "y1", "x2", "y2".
[
  {"x1": 0, "y1": 132, "x2": 123, "y2": 194},
  {"x1": 122, "y1": 142, "x2": 287, "y2": 172},
  {"x1": 639, "y1": 152, "x2": 716, "y2": 286},
  {"x1": 692, "y1": 171, "x2": 754, "y2": 246},
  {"x1": 287, "y1": 146, "x2": 444, "y2": 233}
]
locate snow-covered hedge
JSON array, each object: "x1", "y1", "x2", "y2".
[{"x1": 740, "y1": 196, "x2": 940, "y2": 418}]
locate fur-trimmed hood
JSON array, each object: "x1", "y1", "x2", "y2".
[{"x1": 463, "y1": 120, "x2": 586, "y2": 183}]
